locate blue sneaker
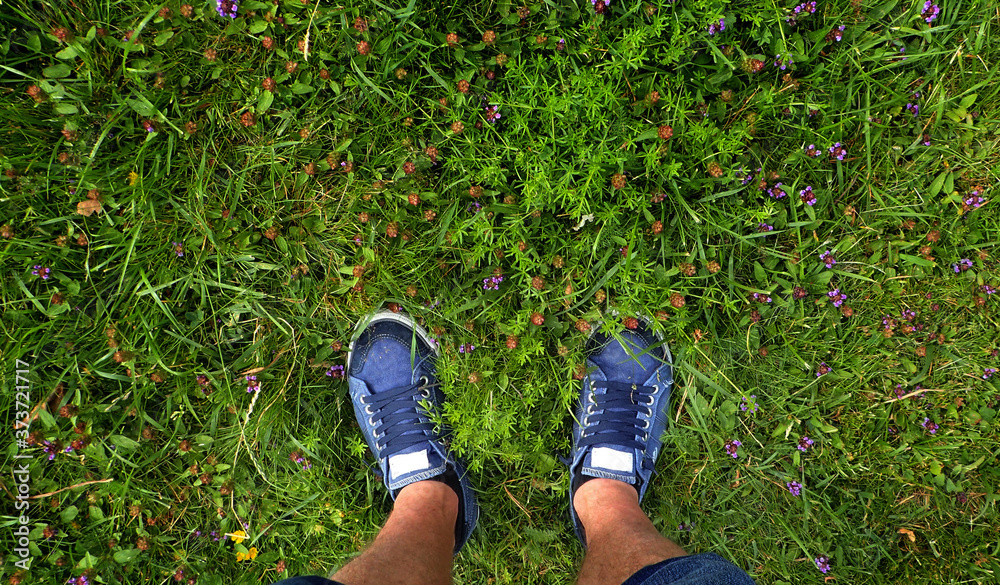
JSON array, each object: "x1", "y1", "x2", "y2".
[
  {"x1": 567, "y1": 317, "x2": 674, "y2": 546},
  {"x1": 346, "y1": 309, "x2": 479, "y2": 555}
]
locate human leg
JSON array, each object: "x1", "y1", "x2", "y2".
[{"x1": 574, "y1": 478, "x2": 686, "y2": 585}]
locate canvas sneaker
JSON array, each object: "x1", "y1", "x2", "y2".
[
  {"x1": 567, "y1": 317, "x2": 674, "y2": 546},
  {"x1": 346, "y1": 309, "x2": 479, "y2": 554}
]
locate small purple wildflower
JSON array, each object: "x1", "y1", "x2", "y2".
[
  {"x1": 882, "y1": 315, "x2": 896, "y2": 331},
  {"x1": 815, "y1": 556, "x2": 830, "y2": 573},
  {"x1": 982, "y1": 284, "x2": 996, "y2": 295},
  {"x1": 832, "y1": 25, "x2": 845, "y2": 41},
  {"x1": 828, "y1": 142, "x2": 847, "y2": 161},
  {"x1": 751, "y1": 292, "x2": 772, "y2": 303},
  {"x1": 724, "y1": 439, "x2": 742, "y2": 459},
  {"x1": 786, "y1": 480, "x2": 802, "y2": 496},
  {"x1": 964, "y1": 191, "x2": 986, "y2": 209},
  {"x1": 556, "y1": 38, "x2": 566, "y2": 51},
  {"x1": 211, "y1": 531, "x2": 219, "y2": 541},
  {"x1": 905, "y1": 103, "x2": 919, "y2": 118},
  {"x1": 922, "y1": 135, "x2": 931, "y2": 146},
  {"x1": 172, "y1": 241, "x2": 184, "y2": 257},
  {"x1": 983, "y1": 368, "x2": 997, "y2": 380},
  {"x1": 42, "y1": 440, "x2": 60, "y2": 460},
  {"x1": 245, "y1": 374, "x2": 260, "y2": 393},
  {"x1": 216, "y1": 0, "x2": 238, "y2": 19},
  {"x1": 290, "y1": 451, "x2": 312, "y2": 471},
  {"x1": 819, "y1": 250, "x2": 836, "y2": 267},
  {"x1": 757, "y1": 222, "x2": 774, "y2": 233},
  {"x1": 458, "y1": 343, "x2": 476, "y2": 354},
  {"x1": 816, "y1": 362, "x2": 831, "y2": 377},
  {"x1": 708, "y1": 18, "x2": 725, "y2": 35},
  {"x1": 799, "y1": 186, "x2": 816, "y2": 206},
  {"x1": 953, "y1": 259, "x2": 973, "y2": 273},
  {"x1": 739, "y1": 395, "x2": 759, "y2": 414},
  {"x1": 797, "y1": 436, "x2": 814, "y2": 452},
  {"x1": 484, "y1": 105, "x2": 501, "y2": 123},
  {"x1": 774, "y1": 53, "x2": 793, "y2": 70},
  {"x1": 805, "y1": 144, "x2": 821, "y2": 158},
  {"x1": 921, "y1": 1, "x2": 940, "y2": 23},
  {"x1": 921, "y1": 417, "x2": 939, "y2": 434},
  {"x1": 467, "y1": 201, "x2": 482, "y2": 214},
  {"x1": 32, "y1": 265, "x2": 52, "y2": 279},
  {"x1": 678, "y1": 522, "x2": 695, "y2": 531},
  {"x1": 483, "y1": 275, "x2": 504, "y2": 290},
  {"x1": 901, "y1": 308, "x2": 916, "y2": 321},
  {"x1": 325, "y1": 364, "x2": 345, "y2": 379},
  {"x1": 768, "y1": 182, "x2": 786, "y2": 199},
  {"x1": 827, "y1": 288, "x2": 846, "y2": 308}
]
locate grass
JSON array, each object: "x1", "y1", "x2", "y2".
[{"x1": 2, "y1": 0, "x2": 1000, "y2": 583}]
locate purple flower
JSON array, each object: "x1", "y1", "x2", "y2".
[
  {"x1": 757, "y1": 222, "x2": 774, "y2": 233},
  {"x1": 799, "y1": 186, "x2": 816, "y2": 206},
  {"x1": 458, "y1": 343, "x2": 475, "y2": 354},
  {"x1": 921, "y1": 1, "x2": 940, "y2": 23},
  {"x1": 556, "y1": 38, "x2": 566, "y2": 51},
  {"x1": 815, "y1": 556, "x2": 831, "y2": 573},
  {"x1": 982, "y1": 284, "x2": 996, "y2": 295},
  {"x1": 172, "y1": 241, "x2": 184, "y2": 257},
  {"x1": 819, "y1": 250, "x2": 836, "y2": 267},
  {"x1": 740, "y1": 395, "x2": 758, "y2": 413},
  {"x1": 797, "y1": 436, "x2": 814, "y2": 452},
  {"x1": 751, "y1": 292, "x2": 772, "y2": 303},
  {"x1": 828, "y1": 142, "x2": 847, "y2": 161},
  {"x1": 787, "y1": 480, "x2": 802, "y2": 496},
  {"x1": 953, "y1": 259, "x2": 973, "y2": 273},
  {"x1": 921, "y1": 417, "x2": 939, "y2": 434},
  {"x1": 724, "y1": 439, "x2": 742, "y2": 459},
  {"x1": 816, "y1": 362, "x2": 831, "y2": 377},
  {"x1": 678, "y1": 522, "x2": 695, "y2": 531},
  {"x1": 325, "y1": 364, "x2": 345, "y2": 379},
  {"x1": 483, "y1": 275, "x2": 504, "y2": 290},
  {"x1": 42, "y1": 440, "x2": 60, "y2": 460},
  {"x1": 32, "y1": 265, "x2": 52, "y2": 279},
  {"x1": 827, "y1": 288, "x2": 846, "y2": 308},
  {"x1": 467, "y1": 201, "x2": 482, "y2": 214},
  {"x1": 708, "y1": 18, "x2": 726, "y2": 35},
  {"x1": 984, "y1": 368, "x2": 997, "y2": 380},
  {"x1": 245, "y1": 374, "x2": 260, "y2": 393},
  {"x1": 484, "y1": 105, "x2": 501, "y2": 123},
  {"x1": 768, "y1": 182, "x2": 786, "y2": 199},
  {"x1": 805, "y1": 144, "x2": 821, "y2": 158},
  {"x1": 774, "y1": 53, "x2": 793, "y2": 70},
  {"x1": 905, "y1": 103, "x2": 919, "y2": 117},
  {"x1": 833, "y1": 25, "x2": 845, "y2": 41},
  {"x1": 964, "y1": 191, "x2": 986, "y2": 209},
  {"x1": 216, "y1": 0, "x2": 238, "y2": 19}
]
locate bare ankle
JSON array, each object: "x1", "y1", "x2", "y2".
[{"x1": 573, "y1": 478, "x2": 640, "y2": 528}]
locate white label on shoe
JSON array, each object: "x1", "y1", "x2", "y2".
[
  {"x1": 591, "y1": 447, "x2": 633, "y2": 472},
  {"x1": 389, "y1": 450, "x2": 430, "y2": 479}
]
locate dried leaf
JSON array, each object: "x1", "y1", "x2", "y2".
[
  {"x1": 898, "y1": 528, "x2": 916, "y2": 542},
  {"x1": 76, "y1": 199, "x2": 103, "y2": 216}
]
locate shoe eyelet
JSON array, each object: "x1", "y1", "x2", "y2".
[
  {"x1": 586, "y1": 403, "x2": 596, "y2": 416},
  {"x1": 643, "y1": 432, "x2": 649, "y2": 442},
  {"x1": 642, "y1": 419, "x2": 651, "y2": 430},
  {"x1": 418, "y1": 375, "x2": 429, "y2": 386},
  {"x1": 642, "y1": 395, "x2": 654, "y2": 406},
  {"x1": 364, "y1": 404, "x2": 374, "y2": 415},
  {"x1": 368, "y1": 416, "x2": 376, "y2": 428},
  {"x1": 421, "y1": 388, "x2": 432, "y2": 399}
]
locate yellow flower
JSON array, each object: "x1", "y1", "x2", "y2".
[
  {"x1": 128, "y1": 171, "x2": 139, "y2": 186},
  {"x1": 229, "y1": 530, "x2": 247, "y2": 544},
  {"x1": 235, "y1": 547, "x2": 258, "y2": 562}
]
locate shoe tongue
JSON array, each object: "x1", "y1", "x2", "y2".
[
  {"x1": 386, "y1": 444, "x2": 446, "y2": 490},
  {"x1": 581, "y1": 445, "x2": 636, "y2": 484},
  {"x1": 590, "y1": 332, "x2": 658, "y2": 383}
]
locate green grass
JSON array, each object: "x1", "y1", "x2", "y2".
[{"x1": 2, "y1": 0, "x2": 1000, "y2": 583}]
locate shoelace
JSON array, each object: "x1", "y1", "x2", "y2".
[
  {"x1": 360, "y1": 381, "x2": 438, "y2": 460},
  {"x1": 578, "y1": 381, "x2": 655, "y2": 455}
]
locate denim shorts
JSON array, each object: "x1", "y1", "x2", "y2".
[{"x1": 270, "y1": 552, "x2": 756, "y2": 585}]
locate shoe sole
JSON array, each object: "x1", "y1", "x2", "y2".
[{"x1": 346, "y1": 308, "x2": 441, "y2": 374}]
